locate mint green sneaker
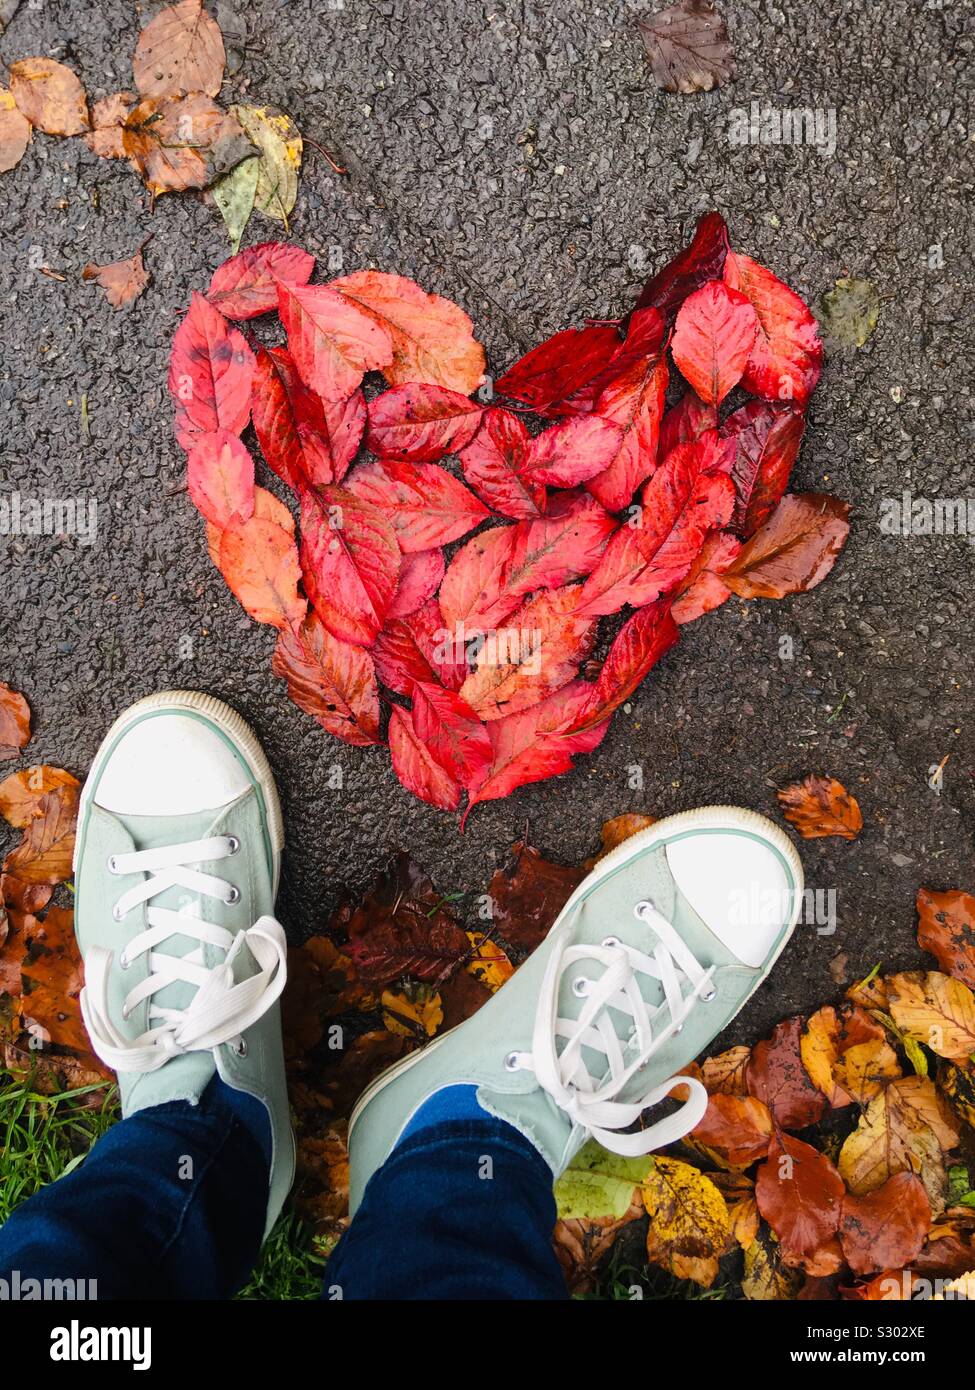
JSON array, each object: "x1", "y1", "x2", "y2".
[
  {"x1": 348, "y1": 806, "x2": 803, "y2": 1213},
  {"x1": 74, "y1": 691, "x2": 294, "y2": 1237}
]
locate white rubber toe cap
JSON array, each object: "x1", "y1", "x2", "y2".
[{"x1": 94, "y1": 712, "x2": 251, "y2": 817}]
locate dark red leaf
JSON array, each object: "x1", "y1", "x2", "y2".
[
  {"x1": 746, "y1": 1016, "x2": 827, "y2": 1129},
  {"x1": 373, "y1": 599, "x2": 467, "y2": 696},
  {"x1": 659, "y1": 389, "x2": 717, "y2": 459},
  {"x1": 206, "y1": 242, "x2": 315, "y2": 319},
  {"x1": 839, "y1": 1173, "x2": 931, "y2": 1277},
  {"x1": 723, "y1": 251, "x2": 823, "y2": 405},
  {"x1": 365, "y1": 382, "x2": 482, "y2": 462},
  {"x1": 586, "y1": 308, "x2": 670, "y2": 511},
  {"x1": 671, "y1": 280, "x2": 759, "y2": 406},
  {"x1": 670, "y1": 530, "x2": 740, "y2": 623},
  {"x1": 272, "y1": 608, "x2": 381, "y2": 747},
  {"x1": 299, "y1": 484, "x2": 401, "y2": 646},
  {"x1": 169, "y1": 291, "x2": 255, "y2": 450},
  {"x1": 720, "y1": 399, "x2": 806, "y2": 537},
  {"x1": 346, "y1": 458, "x2": 489, "y2": 552},
  {"x1": 458, "y1": 408, "x2": 545, "y2": 519},
  {"x1": 755, "y1": 1131, "x2": 845, "y2": 1260},
  {"x1": 495, "y1": 323, "x2": 622, "y2": 415},
  {"x1": 251, "y1": 346, "x2": 365, "y2": 492},
  {"x1": 411, "y1": 680, "x2": 492, "y2": 789},
  {"x1": 632, "y1": 211, "x2": 731, "y2": 323}
]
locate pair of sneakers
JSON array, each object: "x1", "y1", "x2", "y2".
[{"x1": 74, "y1": 691, "x2": 804, "y2": 1235}]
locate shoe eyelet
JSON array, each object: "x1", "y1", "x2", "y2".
[
  {"x1": 119, "y1": 952, "x2": 131, "y2": 971},
  {"x1": 112, "y1": 903, "x2": 125, "y2": 922},
  {"x1": 572, "y1": 976, "x2": 589, "y2": 997},
  {"x1": 107, "y1": 854, "x2": 120, "y2": 873},
  {"x1": 701, "y1": 987, "x2": 717, "y2": 1003},
  {"x1": 673, "y1": 1023, "x2": 684, "y2": 1035},
  {"x1": 503, "y1": 1051, "x2": 521, "y2": 1073},
  {"x1": 224, "y1": 886, "x2": 241, "y2": 906},
  {"x1": 602, "y1": 935, "x2": 622, "y2": 949},
  {"x1": 232, "y1": 1038, "x2": 248, "y2": 1058},
  {"x1": 633, "y1": 900, "x2": 654, "y2": 921},
  {"x1": 225, "y1": 836, "x2": 240, "y2": 855}
]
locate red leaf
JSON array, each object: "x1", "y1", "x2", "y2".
[
  {"x1": 272, "y1": 608, "x2": 381, "y2": 747},
  {"x1": 169, "y1": 291, "x2": 255, "y2": 450},
  {"x1": 671, "y1": 280, "x2": 759, "y2": 406},
  {"x1": 186, "y1": 429, "x2": 255, "y2": 528},
  {"x1": 251, "y1": 346, "x2": 365, "y2": 492},
  {"x1": 720, "y1": 399, "x2": 806, "y2": 537},
  {"x1": 500, "y1": 492, "x2": 617, "y2": 600},
  {"x1": 365, "y1": 383, "x2": 482, "y2": 462},
  {"x1": 207, "y1": 241, "x2": 315, "y2": 319},
  {"x1": 721, "y1": 493, "x2": 850, "y2": 599},
  {"x1": 755, "y1": 1131, "x2": 845, "y2": 1259},
  {"x1": 411, "y1": 680, "x2": 492, "y2": 788},
  {"x1": 462, "y1": 681, "x2": 609, "y2": 827},
  {"x1": 587, "y1": 307, "x2": 669, "y2": 511},
  {"x1": 565, "y1": 598, "x2": 679, "y2": 734},
  {"x1": 458, "y1": 408, "x2": 545, "y2": 519},
  {"x1": 346, "y1": 458, "x2": 489, "y2": 552},
  {"x1": 459, "y1": 585, "x2": 596, "y2": 722},
  {"x1": 578, "y1": 438, "x2": 734, "y2": 616},
  {"x1": 839, "y1": 1174, "x2": 932, "y2": 1277},
  {"x1": 670, "y1": 530, "x2": 741, "y2": 624},
  {"x1": 387, "y1": 548, "x2": 445, "y2": 620},
  {"x1": 373, "y1": 599, "x2": 467, "y2": 696},
  {"x1": 659, "y1": 389, "x2": 717, "y2": 459},
  {"x1": 438, "y1": 523, "x2": 520, "y2": 632},
  {"x1": 522, "y1": 415, "x2": 623, "y2": 488},
  {"x1": 216, "y1": 514, "x2": 306, "y2": 630},
  {"x1": 746, "y1": 1016, "x2": 827, "y2": 1129},
  {"x1": 388, "y1": 706, "x2": 461, "y2": 811},
  {"x1": 330, "y1": 270, "x2": 486, "y2": 395},
  {"x1": 633, "y1": 211, "x2": 731, "y2": 322},
  {"x1": 299, "y1": 484, "x2": 401, "y2": 645},
  {"x1": 495, "y1": 322, "x2": 622, "y2": 415},
  {"x1": 277, "y1": 281, "x2": 394, "y2": 402},
  {"x1": 723, "y1": 251, "x2": 823, "y2": 405}
]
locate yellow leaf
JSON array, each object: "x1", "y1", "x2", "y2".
[
  {"x1": 834, "y1": 1037, "x2": 901, "y2": 1105},
  {"x1": 230, "y1": 104, "x2": 302, "y2": 227},
  {"x1": 728, "y1": 1195, "x2": 760, "y2": 1252},
  {"x1": 888, "y1": 971, "x2": 975, "y2": 1062},
  {"x1": 700, "y1": 1045, "x2": 751, "y2": 1096},
  {"x1": 938, "y1": 1060, "x2": 975, "y2": 1132},
  {"x1": 839, "y1": 1076, "x2": 959, "y2": 1215},
  {"x1": 641, "y1": 1155, "x2": 730, "y2": 1288},
  {"x1": 465, "y1": 931, "x2": 514, "y2": 992},
  {"x1": 742, "y1": 1226, "x2": 802, "y2": 1300},
  {"x1": 381, "y1": 986, "x2": 443, "y2": 1039}
]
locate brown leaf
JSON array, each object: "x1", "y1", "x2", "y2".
[
  {"x1": 839, "y1": 1172, "x2": 932, "y2": 1277},
  {"x1": 439, "y1": 967, "x2": 493, "y2": 1030},
  {"x1": 839, "y1": 1076, "x2": 959, "y2": 1215},
  {"x1": 0, "y1": 766, "x2": 79, "y2": 829},
  {"x1": 123, "y1": 93, "x2": 254, "y2": 196},
  {"x1": 3, "y1": 782, "x2": 79, "y2": 885},
  {"x1": 701, "y1": 1044, "x2": 751, "y2": 1096},
  {"x1": 344, "y1": 853, "x2": 470, "y2": 986},
  {"x1": 721, "y1": 492, "x2": 850, "y2": 599},
  {"x1": 1, "y1": 875, "x2": 53, "y2": 914},
  {"x1": 325, "y1": 1029, "x2": 409, "y2": 1118},
  {"x1": 582, "y1": 813, "x2": 656, "y2": 869},
  {"x1": 82, "y1": 248, "x2": 150, "y2": 309},
  {"x1": 282, "y1": 935, "x2": 370, "y2": 1058},
  {"x1": 777, "y1": 774, "x2": 863, "y2": 841},
  {"x1": 9, "y1": 57, "x2": 89, "y2": 135},
  {"x1": 132, "y1": 0, "x2": 226, "y2": 100},
  {"x1": 293, "y1": 1122, "x2": 349, "y2": 1228},
  {"x1": 84, "y1": 91, "x2": 137, "y2": 159},
  {"x1": 487, "y1": 841, "x2": 584, "y2": 951},
  {"x1": 746, "y1": 1015, "x2": 827, "y2": 1130},
  {"x1": 755, "y1": 1130, "x2": 845, "y2": 1259},
  {"x1": 19, "y1": 905, "x2": 89, "y2": 1052},
  {"x1": 916, "y1": 888, "x2": 975, "y2": 990},
  {"x1": 554, "y1": 1200, "x2": 643, "y2": 1295},
  {"x1": 0, "y1": 87, "x2": 31, "y2": 173},
  {"x1": 690, "y1": 1092, "x2": 772, "y2": 1167},
  {"x1": 638, "y1": 0, "x2": 735, "y2": 95},
  {"x1": 0, "y1": 683, "x2": 30, "y2": 758},
  {"x1": 887, "y1": 970, "x2": 975, "y2": 1063},
  {"x1": 800, "y1": 1004, "x2": 890, "y2": 1108}
]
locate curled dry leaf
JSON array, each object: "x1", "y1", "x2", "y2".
[
  {"x1": 82, "y1": 247, "x2": 150, "y2": 308},
  {"x1": 777, "y1": 774, "x2": 863, "y2": 841},
  {"x1": 638, "y1": 0, "x2": 736, "y2": 95},
  {"x1": 916, "y1": 887, "x2": 975, "y2": 990},
  {"x1": 132, "y1": 0, "x2": 226, "y2": 100},
  {"x1": 9, "y1": 57, "x2": 89, "y2": 136}
]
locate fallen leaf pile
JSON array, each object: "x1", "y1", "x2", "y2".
[
  {"x1": 2, "y1": 0, "x2": 315, "y2": 307},
  {"x1": 0, "y1": 688, "x2": 111, "y2": 1095},
  {"x1": 172, "y1": 214, "x2": 850, "y2": 826},
  {"x1": 278, "y1": 813, "x2": 975, "y2": 1296}
]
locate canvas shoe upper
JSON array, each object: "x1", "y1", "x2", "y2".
[
  {"x1": 74, "y1": 691, "x2": 294, "y2": 1237},
  {"x1": 348, "y1": 805, "x2": 803, "y2": 1213}
]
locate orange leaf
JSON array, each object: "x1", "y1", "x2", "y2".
[
  {"x1": 691, "y1": 1092, "x2": 773, "y2": 1167},
  {"x1": 3, "y1": 783, "x2": 78, "y2": 885},
  {"x1": 746, "y1": 1015, "x2": 826, "y2": 1130},
  {"x1": 755, "y1": 1130, "x2": 845, "y2": 1259},
  {"x1": 839, "y1": 1172, "x2": 932, "y2": 1277},
  {"x1": 132, "y1": 0, "x2": 226, "y2": 100},
  {"x1": 9, "y1": 58, "x2": 89, "y2": 135},
  {"x1": 216, "y1": 514, "x2": 306, "y2": 629},
  {"x1": 777, "y1": 774, "x2": 862, "y2": 840},
  {"x1": 0, "y1": 88, "x2": 31, "y2": 173},
  {"x1": 82, "y1": 248, "x2": 150, "y2": 308},
  {"x1": 0, "y1": 683, "x2": 30, "y2": 758},
  {"x1": 0, "y1": 767, "x2": 79, "y2": 829},
  {"x1": 916, "y1": 887, "x2": 975, "y2": 990},
  {"x1": 722, "y1": 492, "x2": 850, "y2": 599}
]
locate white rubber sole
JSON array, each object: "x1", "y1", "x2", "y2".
[
  {"x1": 74, "y1": 690, "x2": 285, "y2": 894},
  {"x1": 348, "y1": 804, "x2": 803, "y2": 1135}
]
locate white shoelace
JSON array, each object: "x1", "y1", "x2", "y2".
[
  {"x1": 81, "y1": 835, "x2": 287, "y2": 1074},
  {"x1": 506, "y1": 900, "x2": 714, "y2": 1155}
]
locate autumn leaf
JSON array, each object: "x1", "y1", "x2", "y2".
[
  {"x1": 778, "y1": 776, "x2": 863, "y2": 841},
  {"x1": 887, "y1": 970, "x2": 975, "y2": 1063},
  {"x1": 497, "y1": 492, "x2": 617, "y2": 606},
  {"x1": 373, "y1": 598, "x2": 467, "y2": 697},
  {"x1": 272, "y1": 608, "x2": 381, "y2": 747},
  {"x1": 0, "y1": 767, "x2": 79, "y2": 829},
  {"x1": 438, "y1": 524, "x2": 520, "y2": 631},
  {"x1": 494, "y1": 323, "x2": 622, "y2": 415},
  {"x1": 207, "y1": 242, "x2": 315, "y2": 319},
  {"x1": 3, "y1": 782, "x2": 78, "y2": 886},
  {"x1": 464, "y1": 931, "x2": 514, "y2": 992},
  {"x1": 186, "y1": 429, "x2": 255, "y2": 528},
  {"x1": 555, "y1": 1139, "x2": 654, "y2": 1220},
  {"x1": 18, "y1": 905, "x2": 90, "y2": 1052},
  {"x1": 251, "y1": 347, "x2": 365, "y2": 491},
  {"x1": 299, "y1": 484, "x2": 400, "y2": 646},
  {"x1": 690, "y1": 1092, "x2": 773, "y2": 1167},
  {"x1": 278, "y1": 281, "x2": 393, "y2": 403},
  {"x1": 411, "y1": 681, "x2": 492, "y2": 790},
  {"x1": 122, "y1": 94, "x2": 254, "y2": 196},
  {"x1": 721, "y1": 492, "x2": 850, "y2": 599},
  {"x1": 839, "y1": 1173, "x2": 932, "y2": 1277},
  {"x1": 388, "y1": 707, "x2": 461, "y2": 812},
  {"x1": 347, "y1": 458, "x2": 489, "y2": 552},
  {"x1": 344, "y1": 854, "x2": 470, "y2": 984},
  {"x1": 554, "y1": 1204, "x2": 643, "y2": 1296},
  {"x1": 839, "y1": 1076, "x2": 960, "y2": 1214},
  {"x1": 819, "y1": 278, "x2": 880, "y2": 350},
  {"x1": 670, "y1": 529, "x2": 740, "y2": 625},
  {"x1": 331, "y1": 270, "x2": 486, "y2": 396},
  {"x1": 800, "y1": 1004, "x2": 892, "y2": 1107},
  {"x1": 0, "y1": 684, "x2": 30, "y2": 758},
  {"x1": 755, "y1": 1130, "x2": 844, "y2": 1260},
  {"x1": 671, "y1": 280, "x2": 758, "y2": 406},
  {"x1": 916, "y1": 888, "x2": 975, "y2": 990},
  {"x1": 486, "y1": 841, "x2": 584, "y2": 951},
  {"x1": 216, "y1": 513, "x2": 306, "y2": 629},
  {"x1": 723, "y1": 252, "x2": 824, "y2": 405},
  {"x1": 168, "y1": 291, "x2": 255, "y2": 449},
  {"x1": 742, "y1": 1224, "x2": 802, "y2": 1300},
  {"x1": 83, "y1": 91, "x2": 137, "y2": 160},
  {"x1": 82, "y1": 246, "x2": 150, "y2": 308},
  {"x1": 9, "y1": 57, "x2": 89, "y2": 135},
  {"x1": 700, "y1": 1045, "x2": 751, "y2": 1096},
  {"x1": 634, "y1": 212, "x2": 731, "y2": 325},
  {"x1": 583, "y1": 813, "x2": 656, "y2": 869},
  {"x1": 659, "y1": 387, "x2": 717, "y2": 457},
  {"x1": 229, "y1": 104, "x2": 302, "y2": 227},
  {"x1": 746, "y1": 1015, "x2": 827, "y2": 1129},
  {"x1": 366, "y1": 383, "x2": 483, "y2": 463},
  {"x1": 721, "y1": 399, "x2": 806, "y2": 538},
  {"x1": 584, "y1": 308, "x2": 669, "y2": 512},
  {"x1": 638, "y1": 0, "x2": 735, "y2": 95},
  {"x1": 0, "y1": 87, "x2": 31, "y2": 173},
  {"x1": 381, "y1": 985, "x2": 443, "y2": 1040},
  {"x1": 132, "y1": 0, "x2": 225, "y2": 100},
  {"x1": 458, "y1": 408, "x2": 544, "y2": 518},
  {"x1": 520, "y1": 415, "x2": 624, "y2": 489},
  {"x1": 387, "y1": 549, "x2": 445, "y2": 621},
  {"x1": 642, "y1": 1155, "x2": 730, "y2": 1288},
  {"x1": 565, "y1": 598, "x2": 679, "y2": 735}
]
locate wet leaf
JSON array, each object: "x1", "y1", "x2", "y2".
[
  {"x1": 207, "y1": 242, "x2": 315, "y2": 320},
  {"x1": 819, "y1": 278, "x2": 880, "y2": 349},
  {"x1": 746, "y1": 1015, "x2": 827, "y2": 1130},
  {"x1": 755, "y1": 1130, "x2": 844, "y2": 1259},
  {"x1": 555, "y1": 1139, "x2": 654, "y2": 1219},
  {"x1": 230, "y1": 104, "x2": 302, "y2": 226},
  {"x1": 299, "y1": 484, "x2": 400, "y2": 646},
  {"x1": 494, "y1": 322, "x2": 622, "y2": 415},
  {"x1": 347, "y1": 458, "x2": 489, "y2": 552},
  {"x1": 0, "y1": 684, "x2": 31, "y2": 758},
  {"x1": 272, "y1": 608, "x2": 381, "y2": 747},
  {"x1": 186, "y1": 429, "x2": 255, "y2": 528},
  {"x1": 720, "y1": 399, "x2": 806, "y2": 537},
  {"x1": 690, "y1": 1092, "x2": 773, "y2": 1167},
  {"x1": 642, "y1": 1155, "x2": 730, "y2": 1288},
  {"x1": 634, "y1": 211, "x2": 731, "y2": 324},
  {"x1": 19, "y1": 905, "x2": 89, "y2": 1052},
  {"x1": 554, "y1": 1202, "x2": 644, "y2": 1295},
  {"x1": 701, "y1": 1045, "x2": 751, "y2": 1096},
  {"x1": 565, "y1": 598, "x2": 679, "y2": 734},
  {"x1": 388, "y1": 707, "x2": 461, "y2": 812},
  {"x1": 366, "y1": 383, "x2": 483, "y2": 463},
  {"x1": 84, "y1": 91, "x2": 137, "y2": 159},
  {"x1": 344, "y1": 854, "x2": 470, "y2": 985},
  {"x1": 381, "y1": 985, "x2": 443, "y2": 1040},
  {"x1": 132, "y1": 0, "x2": 225, "y2": 100},
  {"x1": 278, "y1": 281, "x2": 393, "y2": 402},
  {"x1": 778, "y1": 774, "x2": 862, "y2": 841},
  {"x1": 887, "y1": 970, "x2": 975, "y2": 1063},
  {"x1": 169, "y1": 291, "x2": 255, "y2": 449},
  {"x1": 82, "y1": 247, "x2": 150, "y2": 308},
  {"x1": 916, "y1": 888, "x2": 975, "y2": 990},
  {"x1": 373, "y1": 598, "x2": 467, "y2": 697},
  {"x1": 742, "y1": 1223, "x2": 802, "y2": 1300},
  {"x1": 387, "y1": 549, "x2": 445, "y2": 621},
  {"x1": 0, "y1": 87, "x2": 31, "y2": 172},
  {"x1": 671, "y1": 280, "x2": 758, "y2": 406},
  {"x1": 210, "y1": 155, "x2": 258, "y2": 253},
  {"x1": 721, "y1": 493, "x2": 851, "y2": 600},
  {"x1": 464, "y1": 931, "x2": 514, "y2": 992},
  {"x1": 839, "y1": 1172, "x2": 932, "y2": 1277},
  {"x1": 670, "y1": 530, "x2": 741, "y2": 624},
  {"x1": 216, "y1": 513, "x2": 305, "y2": 629},
  {"x1": 486, "y1": 841, "x2": 584, "y2": 951},
  {"x1": 458, "y1": 408, "x2": 544, "y2": 518},
  {"x1": 410, "y1": 681, "x2": 491, "y2": 791},
  {"x1": 520, "y1": 415, "x2": 624, "y2": 489},
  {"x1": 638, "y1": 0, "x2": 735, "y2": 95},
  {"x1": 839, "y1": 1076, "x2": 959, "y2": 1213},
  {"x1": 251, "y1": 346, "x2": 365, "y2": 491},
  {"x1": 3, "y1": 782, "x2": 78, "y2": 885},
  {"x1": 123, "y1": 93, "x2": 254, "y2": 196},
  {"x1": 0, "y1": 767, "x2": 79, "y2": 829},
  {"x1": 723, "y1": 252, "x2": 823, "y2": 404},
  {"x1": 10, "y1": 57, "x2": 89, "y2": 135}
]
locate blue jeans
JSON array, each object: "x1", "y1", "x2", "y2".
[{"x1": 0, "y1": 1080, "x2": 568, "y2": 1300}]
